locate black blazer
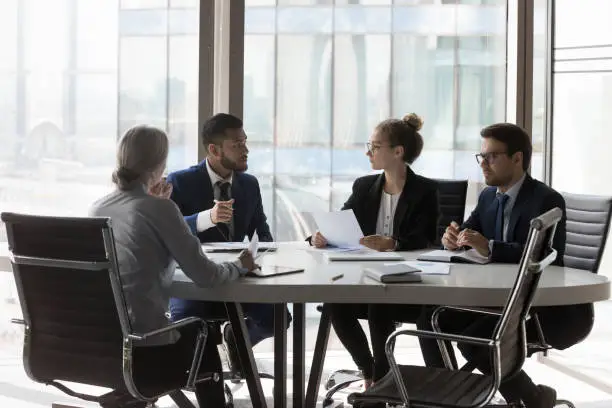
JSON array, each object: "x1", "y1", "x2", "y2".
[
  {"x1": 340, "y1": 167, "x2": 440, "y2": 251},
  {"x1": 167, "y1": 160, "x2": 273, "y2": 243},
  {"x1": 462, "y1": 174, "x2": 566, "y2": 264}
]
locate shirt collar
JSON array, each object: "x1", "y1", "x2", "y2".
[
  {"x1": 497, "y1": 173, "x2": 526, "y2": 205},
  {"x1": 205, "y1": 159, "x2": 233, "y2": 186}
]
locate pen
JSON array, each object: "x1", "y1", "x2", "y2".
[{"x1": 331, "y1": 273, "x2": 344, "y2": 282}]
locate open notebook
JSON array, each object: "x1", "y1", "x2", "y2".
[{"x1": 417, "y1": 249, "x2": 490, "y2": 265}]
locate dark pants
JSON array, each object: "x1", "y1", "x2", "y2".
[
  {"x1": 132, "y1": 325, "x2": 225, "y2": 406},
  {"x1": 329, "y1": 303, "x2": 424, "y2": 381},
  {"x1": 169, "y1": 299, "x2": 292, "y2": 346}
]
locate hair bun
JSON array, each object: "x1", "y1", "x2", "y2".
[{"x1": 402, "y1": 113, "x2": 423, "y2": 131}]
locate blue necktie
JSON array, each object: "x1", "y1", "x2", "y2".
[{"x1": 495, "y1": 193, "x2": 509, "y2": 242}]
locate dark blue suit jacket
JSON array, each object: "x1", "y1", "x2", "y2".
[
  {"x1": 166, "y1": 161, "x2": 273, "y2": 319},
  {"x1": 462, "y1": 174, "x2": 566, "y2": 265},
  {"x1": 166, "y1": 160, "x2": 272, "y2": 244}
]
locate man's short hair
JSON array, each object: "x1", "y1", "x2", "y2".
[
  {"x1": 201, "y1": 113, "x2": 243, "y2": 149},
  {"x1": 480, "y1": 123, "x2": 532, "y2": 171}
]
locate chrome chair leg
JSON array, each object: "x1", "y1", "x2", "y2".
[{"x1": 555, "y1": 400, "x2": 576, "y2": 408}]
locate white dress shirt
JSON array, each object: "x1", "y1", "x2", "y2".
[
  {"x1": 376, "y1": 190, "x2": 401, "y2": 237},
  {"x1": 196, "y1": 159, "x2": 234, "y2": 233}
]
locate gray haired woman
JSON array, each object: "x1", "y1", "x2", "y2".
[{"x1": 90, "y1": 125, "x2": 256, "y2": 407}]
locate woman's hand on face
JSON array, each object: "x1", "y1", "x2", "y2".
[{"x1": 149, "y1": 180, "x2": 173, "y2": 199}]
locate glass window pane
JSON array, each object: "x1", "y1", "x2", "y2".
[
  {"x1": 276, "y1": 35, "x2": 332, "y2": 149},
  {"x1": 278, "y1": 0, "x2": 333, "y2": 5},
  {"x1": 121, "y1": 0, "x2": 166, "y2": 9},
  {"x1": 168, "y1": 35, "x2": 199, "y2": 172},
  {"x1": 0, "y1": 0, "x2": 17, "y2": 70},
  {"x1": 555, "y1": 0, "x2": 612, "y2": 48},
  {"x1": 334, "y1": 6, "x2": 392, "y2": 33},
  {"x1": 277, "y1": 7, "x2": 333, "y2": 33},
  {"x1": 24, "y1": 0, "x2": 68, "y2": 71},
  {"x1": 244, "y1": 35, "x2": 275, "y2": 146},
  {"x1": 333, "y1": 34, "x2": 390, "y2": 175},
  {"x1": 77, "y1": 0, "x2": 119, "y2": 71},
  {"x1": 119, "y1": 37, "x2": 168, "y2": 133}
]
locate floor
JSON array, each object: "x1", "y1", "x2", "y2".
[{"x1": 2, "y1": 305, "x2": 612, "y2": 408}]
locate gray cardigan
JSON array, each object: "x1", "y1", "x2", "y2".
[{"x1": 90, "y1": 183, "x2": 244, "y2": 345}]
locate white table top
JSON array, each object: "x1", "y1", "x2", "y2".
[{"x1": 170, "y1": 242, "x2": 611, "y2": 307}]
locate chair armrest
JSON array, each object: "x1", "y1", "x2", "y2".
[
  {"x1": 128, "y1": 317, "x2": 205, "y2": 341},
  {"x1": 387, "y1": 328, "x2": 495, "y2": 349},
  {"x1": 433, "y1": 306, "x2": 502, "y2": 320},
  {"x1": 384, "y1": 328, "x2": 496, "y2": 407}
]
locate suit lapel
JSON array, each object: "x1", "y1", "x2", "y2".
[
  {"x1": 393, "y1": 167, "x2": 418, "y2": 236},
  {"x1": 198, "y1": 161, "x2": 215, "y2": 210},
  {"x1": 231, "y1": 175, "x2": 245, "y2": 240},
  {"x1": 363, "y1": 173, "x2": 385, "y2": 235},
  {"x1": 507, "y1": 175, "x2": 535, "y2": 240}
]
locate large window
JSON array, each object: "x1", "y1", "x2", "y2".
[
  {"x1": 243, "y1": 0, "x2": 507, "y2": 241},
  {"x1": 0, "y1": 0, "x2": 199, "y2": 362},
  {"x1": 0, "y1": 0, "x2": 199, "y2": 243}
]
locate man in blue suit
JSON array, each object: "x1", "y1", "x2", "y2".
[
  {"x1": 421, "y1": 123, "x2": 577, "y2": 408},
  {"x1": 167, "y1": 113, "x2": 291, "y2": 375}
]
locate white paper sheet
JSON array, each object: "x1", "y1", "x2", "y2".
[
  {"x1": 310, "y1": 209, "x2": 364, "y2": 248},
  {"x1": 249, "y1": 231, "x2": 259, "y2": 258}
]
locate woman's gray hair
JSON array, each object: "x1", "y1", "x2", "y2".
[{"x1": 112, "y1": 125, "x2": 169, "y2": 190}]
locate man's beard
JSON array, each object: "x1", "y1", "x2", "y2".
[{"x1": 221, "y1": 153, "x2": 247, "y2": 172}]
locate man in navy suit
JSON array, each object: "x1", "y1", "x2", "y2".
[
  {"x1": 420, "y1": 123, "x2": 577, "y2": 408},
  {"x1": 167, "y1": 113, "x2": 291, "y2": 375}
]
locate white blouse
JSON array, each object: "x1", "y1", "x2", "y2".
[{"x1": 376, "y1": 190, "x2": 401, "y2": 237}]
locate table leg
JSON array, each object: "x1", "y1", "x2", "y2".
[
  {"x1": 225, "y1": 302, "x2": 267, "y2": 408},
  {"x1": 274, "y1": 303, "x2": 288, "y2": 408},
  {"x1": 293, "y1": 303, "x2": 306, "y2": 408},
  {"x1": 305, "y1": 304, "x2": 331, "y2": 408}
]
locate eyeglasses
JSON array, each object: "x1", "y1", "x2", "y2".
[
  {"x1": 365, "y1": 142, "x2": 395, "y2": 154},
  {"x1": 475, "y1": 151, "x2": 508, "y2": 165}
]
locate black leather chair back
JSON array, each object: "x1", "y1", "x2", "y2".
[
  {"x1": 562, "y1": 192, "x2": 612, "y2": 273},
  {"x1": 1, "y1": 212, "x2": 127, "y2": 390},
  {"x1": 434, "y1": 179, "x2": 468, "y2": 245}
]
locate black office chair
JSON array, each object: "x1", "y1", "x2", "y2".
[
  {"x1": 457, "y1": 193, "x2": 612, "y2": 408},
  {"x1": 434, "y1": 179, "x2": 469, "y2": 246},
  {"x1": 321, "y1": 179, "x2": 469, "y2": 406},
  {"x1": 2, "y1": 212, "x2": 218, "y2": 408},
  {"x1": 348, "y1": 208, "x2": 563, "y2": 408}
]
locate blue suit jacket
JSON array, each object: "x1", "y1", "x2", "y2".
[
  {"x1": 462, "y1": 174, "x2": 566, "y2": 265},
  {"x1": 166, "y1": 160, "x2": 273, "y2": 243}
]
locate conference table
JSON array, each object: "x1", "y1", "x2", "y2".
[{"x1": 168, "y1": 241, "x2": 610, "y2": 408}]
